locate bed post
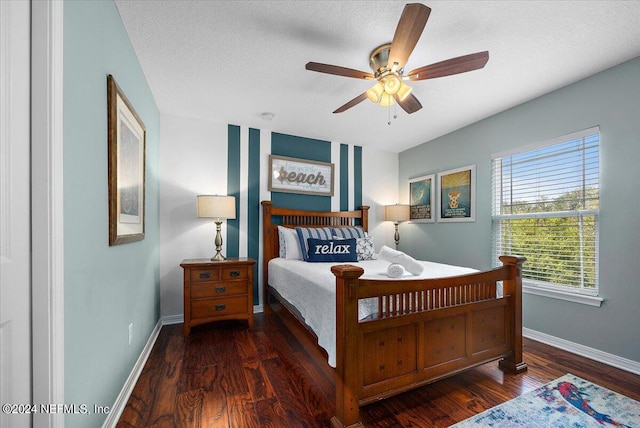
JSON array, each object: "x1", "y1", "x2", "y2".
[
  {"x1": 498, "y1": 255, "x2": 528, "y2": 373},
  {"x1": 330, "y1": 264, "x2": 365, "y2": 428},
  {"x1": 261, "y1": 201, "x2": 274, "y2": 314},
  {"x1": 359, "y1": 205, "x2": 369, "y2": 233}
]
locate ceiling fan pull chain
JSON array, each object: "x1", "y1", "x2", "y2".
[{"x1": 388, "y1": 103, "x2": 391, "y2": 125}]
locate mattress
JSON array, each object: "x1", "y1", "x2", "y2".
[{"x1": 268, "y1": 257, "x2": 478, "y2": 367}]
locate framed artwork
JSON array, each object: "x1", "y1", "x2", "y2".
[
  {"x1": 108, "y1": 74, "x2": 146, "y2": 245},
  {"x1": 437, "y1": 164, "x2": 476, "y2": 222},
  {"x1": 268, "y1": 155, "x2": 334, "y2": 196},
  {"x1": 408, "y1": 174, "x2": 435, "y2": 223}
]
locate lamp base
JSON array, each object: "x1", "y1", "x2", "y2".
[
  {"x1": 212, "y1": 220, "x2": 226, "y2": 261},
  {"x1": 394, "y1": 222, "x2": 400, "y2": 249}
]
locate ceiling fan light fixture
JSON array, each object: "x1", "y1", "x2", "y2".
[
  {"x1": 396, "y1": 81, "x2": 412, "y2": 101},
  {"x1": 305, "y1": 4, "x2": 487, "y2": 117},
  {"x1": 366, "y1": 82, "x2": 384, "y2": 103},
  {"x1": 379, "y1": 92, "x2": 395, "y2": 107},
  {"x1": 383, "y1": 74, "x2": 401, "y2": 95}
]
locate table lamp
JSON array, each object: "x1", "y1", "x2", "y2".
[
  {"x1": 384, "y1": 204, "x2": 410, "y2": 249},
  {"x1": 197, "y1": 195, "x2": 236, "y2": 261}
]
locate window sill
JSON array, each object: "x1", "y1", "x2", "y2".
[{"x1": 523, "y1": 284, "x2": 603, "y2": 307}]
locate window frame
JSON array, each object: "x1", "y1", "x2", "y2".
[{"x1": 491, "y1": 127, "x2": 603, "y2": 306}]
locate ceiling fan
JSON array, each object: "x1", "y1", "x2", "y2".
[{"x1": 305, "y1": 3, "x2": 489, "y2": 115}]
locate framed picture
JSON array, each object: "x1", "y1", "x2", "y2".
[
  {"x1": 408, "y1": 174, "x2": 435, "y2": 223},
  {"x1": 268, "y1": 155, "x2": 334, "y2": 196},
  {"x1": 437, "y1": 164, "x2": 476, "y2": 222},
  {"x1": 107, "y1": 74, "x2": 146, "y2": 245}
]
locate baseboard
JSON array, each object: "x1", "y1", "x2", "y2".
[
  {"x1": 523, "y1": 327, "x2": 640, "y2": 375},
  {"x1": 161, "y1": 314, "x2": 183, "y2": 325},
  {"x1": 101, "y1": 319, "x2": 163, "y2": 427}
]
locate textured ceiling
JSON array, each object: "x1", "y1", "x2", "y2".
[{"x1": 115, "y1": 1, "x2": 640, "y2": 153}]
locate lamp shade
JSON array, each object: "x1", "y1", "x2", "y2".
[
  {"x1": 366, "y1": 82, "x2": 384, "y2": 103},
  {"x1": 396, "y1": 81, "x2": 413, "y2": 101},
  {"x1": 378, "y1": 92, "x2": 395, "y2": 107},
  {"x1": 383, "y1": 75, "x2": 401, "y2": 95},
  {"x1": 197, "y1": 195, "x2": 236, "y2": 220},
  {"x1": 384, "y1": 204, "x2": 410, "y2": 222}
]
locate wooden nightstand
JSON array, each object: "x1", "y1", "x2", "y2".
[{"x1": 181, "y1": 257, "x2": 256, "y2": 336}]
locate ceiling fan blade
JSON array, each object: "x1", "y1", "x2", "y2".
[
  {"x1": 395, "y1": 93, "x2": 422, "y2": 114},
  {"x1": 387, "y1": 3, "x2": 431, "y2": 69},
  {"x1": 407, "y1": 51, "x2": 489, "y2": 81},
  {"x1": 333, "y1": 93, "x2": 368, "y2": 113},
  {"x1": 306, "y1": 62, "x2": 374, "y2": 80}
]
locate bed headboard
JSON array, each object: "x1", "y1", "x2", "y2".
[{"x1": 261, "y1": 200, "x2": 370, "y2": 290}]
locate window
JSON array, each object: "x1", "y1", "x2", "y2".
[{"x1": 491, "y1": 127, "x2": 600, "y2": 304}]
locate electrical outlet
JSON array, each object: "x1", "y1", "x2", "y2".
[{"x1": 128, "y1": 323, "x2": 133, "y2": 345}]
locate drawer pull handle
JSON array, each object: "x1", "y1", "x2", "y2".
[
  {"x1": 215, "y1": 286, "x2": 226, "y2": 293},
  {"x1": 215, "y1": 304, "x2": 226, "y2": 311},
  {"x1": 229, "y1": 271, "x2": 241, "y2": 277},
  {"x1": 199, "y1": 272, "x2": 211, "y2": 279}
]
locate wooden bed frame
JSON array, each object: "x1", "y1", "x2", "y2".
[{"x1": 261, "y1": 201, "x2": 527, "y2": 427}]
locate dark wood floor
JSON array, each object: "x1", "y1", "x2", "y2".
[{"x1": 116, "y1": 312, "x2": 640, "y2": 428}]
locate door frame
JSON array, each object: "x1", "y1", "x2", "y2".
[{"x1": 31, "y1": 1, "x2": 65, "y2": 427}]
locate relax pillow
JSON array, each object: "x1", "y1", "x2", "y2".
[
  {"x1": 295, "y1": 227, "x2": 334, "y2": 261},
  {"x1": 306, "y1": 238, "x2": 357, "y2": 263}
]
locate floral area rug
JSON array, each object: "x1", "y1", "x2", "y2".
[{"x1": 450, "y1": 373, "x2": 640, "y2": 427}]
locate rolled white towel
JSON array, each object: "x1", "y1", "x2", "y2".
[
  {"x1": 379, "y1": 245, "x2": 424, "y2": 276},
  {"x1": 386, "y1": 263, "x2": 405, "y2": 278}
]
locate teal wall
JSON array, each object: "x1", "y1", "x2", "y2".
[
  {"x1": 399, "y1": 57, "x2": 640, "y2": 363},
  {"x1": 64, "y1": 1, "x2": 160, "y2": 426},
  {"x1": 270, "y1": 132, "x2": 333, "y2": 211}
]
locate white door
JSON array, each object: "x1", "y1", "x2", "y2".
[{"x1": 0, "y1": 1, "x2": 32, "y2": 427}]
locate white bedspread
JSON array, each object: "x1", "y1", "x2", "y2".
[{"x1": 268, "y1": 258, "x2": 478, "y2": 367}]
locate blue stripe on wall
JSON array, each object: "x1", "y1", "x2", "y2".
[
  {"x1": 354, "y1": 146, "x2": 362, "y2": 209},
  {"x1": 227, "y1": 124, "x2": 240, "y2": 258},
  {"x1": 340, "y1": 144, "x2": 349, "y2": 211},
  {"x1": 248, "y1": 128, "x2": 260, "y2": 304},
  {"x1": 271, "y1": 132, "x2": 332, "y2": 211}
]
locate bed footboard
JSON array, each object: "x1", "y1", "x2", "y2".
[{"x1": 330, "y1": 256, "x2": 527, "y2": 428}]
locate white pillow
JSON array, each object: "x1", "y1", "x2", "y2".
[
  {"x1": 277, "y1": 226, "x2": 287, "y2": 258},
  {"x1": 356, "y1": 236, "x2": 376, "y2": 261},
  {"x1": 281, "y1": 226, "x2": 302, "y2": 260},
  {"x1": 333, "y1": 234, "x2": 376, "y2": 261}
]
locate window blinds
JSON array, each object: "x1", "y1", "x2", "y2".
[{"x1": 491, "y1": 127, "x2": 600, "y2": 294}]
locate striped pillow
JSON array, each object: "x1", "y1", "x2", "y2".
[
  {"x1": 332, "y1": 226, "x2": 367, "y2": 239},
  {"x1": 295, "y1": 227, "x2": 334, "y2": 261}
]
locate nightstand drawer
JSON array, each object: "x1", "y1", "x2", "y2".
[
  {"x1": 221, "y1": 266, "x2": 248, "y2": 280},
  {"x1": 190, "y1": 268, "x2": 221, "y2": 283},
  {"x1": 191, "y1": 295, "x2": 248, "y2": 319},
  {"x1": 190, "y1": 281, "x2": 247, "y2": 299}
]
